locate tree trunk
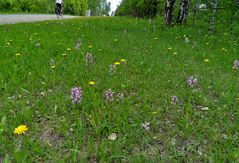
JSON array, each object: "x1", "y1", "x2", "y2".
[
  {"x1": 176, "y1": 0, "x2": 190, "y2": 24},
  {"x1": 192, "y1": 0, "x2": 198, "y2": 24},
  {"x1": 208, "y1": 0, "x2": 218, "y2": 34},
  {"x1": 165, "y1": 0, "x2": 176, "y2": 26}
]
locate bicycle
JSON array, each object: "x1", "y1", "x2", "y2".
[{"x1": 55, "y1": 3, "x2": 63, "y2": 19}]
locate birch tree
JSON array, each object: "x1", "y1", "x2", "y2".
[
  {"x1": 192, "y1": 0, "x2": 199, "y2": 24},
  {"x1": 165, "y1": 0, "x2": 176, "y2": 26},
  {"x1": 208, "y1": 0, "x2": 218, "y2": 33},
  {"x1": 176, "y1": 0, "x2": 190, "y2": 24}
]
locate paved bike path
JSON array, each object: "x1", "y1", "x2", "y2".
[{"x1": 0, "y1": 14, "x2": 80, "y2": 25}]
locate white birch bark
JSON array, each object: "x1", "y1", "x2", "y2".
[
  {"x1": 165, "y1": 0, "x2": 176, "y2": 25},
  {"x1": 209, "y1": 0, "x2": 218, "y2": 33},
  {"x1": 192, "y1": 0, "x2": 199, "y2": 24},
  {"x1": 176, "y1": 0, "x2": 189, "y2": 23}
]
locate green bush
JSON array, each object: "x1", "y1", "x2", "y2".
[
  {"x1": 64, "y1": 0, "x2": 87, "y2": 15},
  {"x1": 115, "y1": 0, "x2": 162, "y2": 18},
  {"x1": 0, "y1": 0, "x2": 87, "y2": 15},
  {"x1": 0, "y1": 0, "x2": 14, "y2": 11}
]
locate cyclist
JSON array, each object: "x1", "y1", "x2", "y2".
[{"x1": 55, "y1": 0, "x2": 63, "y2": 18}]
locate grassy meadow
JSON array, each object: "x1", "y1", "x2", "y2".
[{"x1": 0, "y1": 17, "x2": 239, "y2": 162}]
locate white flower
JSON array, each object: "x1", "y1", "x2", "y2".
[{"x1": 108, "y1": 133, "x2": 117, "y2": 141}]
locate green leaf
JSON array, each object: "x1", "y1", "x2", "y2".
[
  {"x1": 1, "y1": 116, "x2": 6, "y2": 126},
  {"x1": 0, "y1": 128, "x2": 4, "y2": 134}
]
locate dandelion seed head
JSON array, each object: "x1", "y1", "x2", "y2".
[
  {"x1": 50, "y1": 59, "x2": 55, "y2": 66},
  {"x1": 35, "y1": 43, "x2": 40, "y2": 47},
  {"x1": 185, "y1": 37, "x2": 189, "y2": 43},
  {"x1": 75, "y1": 38, "x2": 81, "y2": 50},
  {"x1": 141, "y1": 122, "x2": 150, "y2": 131}
]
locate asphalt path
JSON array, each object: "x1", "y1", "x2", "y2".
[{"x1": 0, "y1": 14, "x2": 80, "y2": 25}]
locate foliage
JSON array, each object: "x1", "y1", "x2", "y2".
[
  {"x1": 87, "y1": 0, "x2": 111, "y2": 16},
  {"x1": 115, "y1": 0, "x2": 239, "y2": 29},
  {"x1": 64, "y1": 0, "x2": 88, "y2": 15},
  {"x1": 115, "y1": 0, "x2": 162, "y2": 18},
  {"x1": 0, "y1": 0, "x2": 88, "y2": 15}
]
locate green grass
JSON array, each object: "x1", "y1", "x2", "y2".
[{"x1": 0, "y1": 17, "x2": 239, "y2": 162}]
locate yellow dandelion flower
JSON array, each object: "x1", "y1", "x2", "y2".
[
  {"x1": 173, "y1": 52, "x2": 178, "y2": 55},
  {"x1": 51, "y1": 65, "x2": 56, "y2": 69},
  {"x1": 7, "y1": 42, "x2": 10, "y2": 46},
  {"x1": 15, "y1": 53, "x2": 21, "y2": 57},
  {"x1": 114, "y1": 62, "x2": 120, "y2": 66},
  {"x1": 62, "y1": 53, "x2": 67, "y2": 57},
  {"x1": 204, "y1": 59, "x2": 209, "y2": 62},
  {"x1": 14, "y1": 125, "x2": 28, "y2": 135},
  {"x1": 167, "y1": 47, "x2": 172, "y2": 50},
  {"x1": 154, "y1": 37, "x2": 158, "y2": 40},
  {"x1": 120, "y1": 59, "x2": 126, "y2": 63},
  {"x1": 152, "y1": 112, "x2": 157, "y2": 115},
  {"x1": 67, "y1": 48, "x2": 71, "y2": 51},
  {"x1": 89, "y1": 81, "x2": 95, "y2": 86},
  {"x1": 88, "y1": 45, "x2": 92, "y2": 48}
]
